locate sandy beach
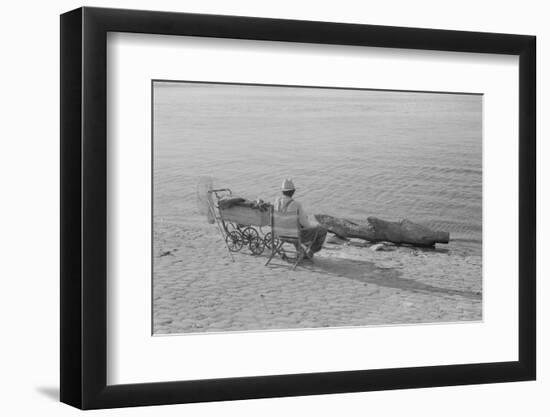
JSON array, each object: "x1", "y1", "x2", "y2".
[{"x1": 153, "y1": 217, "x2": 482, "y2": 334}]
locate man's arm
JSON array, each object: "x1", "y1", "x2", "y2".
[{"x1": 296, "y1": 201, "x2": 312, "y2": 228}]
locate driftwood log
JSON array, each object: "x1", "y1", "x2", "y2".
[{"x1": 314, "y1": 214, "x2": 449, "y2": 247}]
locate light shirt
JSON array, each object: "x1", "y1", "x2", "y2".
[{"x1": 273, "y1": 195, "x2": 312, "y2": 229}]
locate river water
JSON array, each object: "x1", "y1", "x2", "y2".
[{"x1": 153, "y1": 81, "x2": 482, "y2": 255}]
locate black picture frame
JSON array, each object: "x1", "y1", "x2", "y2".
[{"x1": 60, "y1": 6, "x2": 536, "y2": 410}]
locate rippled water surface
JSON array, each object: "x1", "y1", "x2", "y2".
[{"x1": 153, "y1": 82, "x2": 482, "y2": 254}]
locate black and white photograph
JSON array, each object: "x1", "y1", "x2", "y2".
[{"x1": 152, "y1": 80, "x2": 483, "y2": 335}]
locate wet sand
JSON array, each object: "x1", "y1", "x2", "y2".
[{"x1": 153, "y1": 218, "x2": 482, "y2": 334}]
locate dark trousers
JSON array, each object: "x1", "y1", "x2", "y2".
[{"x1": 300, "y1": 226, "x2": 327, "y2": 253}]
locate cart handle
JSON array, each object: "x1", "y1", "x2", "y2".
[
  {"x1": 208, "y1": 188, "x2": 232, "y2": 194},
  {"x1": 208, "y1": 188, "x2": 233, "y2": 199},
  {"x1": 208, "y1": 188, "x2": 232, "y2": 196}
]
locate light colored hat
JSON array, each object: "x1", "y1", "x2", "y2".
[{"x1": 281, "y1": 178, "x2": 295, "y2": 191}]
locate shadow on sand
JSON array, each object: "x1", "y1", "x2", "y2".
[{"x1": 307, "y1": 256, "x2": 481, "y2": 301}]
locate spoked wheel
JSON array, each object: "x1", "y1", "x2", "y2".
[
  {"x1": 240, "y1": 226, "x2": 259, "y2": 243},
  {"x1": 263, "y1": 232, "x2": 278, "y2": 250},
  {"x1": 225, "y1": 231, "x2": 243, "y2": 252},
  {"x1": 249, "y1": 237, "x2": 265, "y2": 256}
]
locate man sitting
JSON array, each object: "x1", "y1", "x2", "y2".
[{"x1": 273, "y1": 179, "x2": 327, "y2": 259}]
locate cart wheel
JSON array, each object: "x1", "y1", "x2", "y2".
[
  {"x1": 263, "y1": 232, "x2": 277, "y2": 250},
  {"x1": 225, "y1": 231, "x2": 243, "y2": 252},
  {"x1": 241, "y1": 226, "x2": 259, "y2": 243},
  {"x1": 249, "y1": 237, "x2": 265, "y2": 256}
]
